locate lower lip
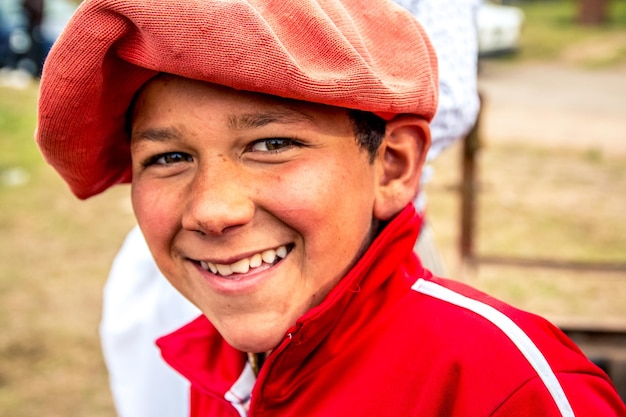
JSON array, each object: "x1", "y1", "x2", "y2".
[{"x1": 193, "y1": 258, "x2": 284, "y2": 295}]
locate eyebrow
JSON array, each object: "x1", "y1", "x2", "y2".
[
  {"x1": 131, "y1": 126, "x2": 183, "y2": 143},
  {"x1": 131, "y1": 107, "x2": 315, "y2": 143},
  {"x1": 227, "y1": 108, "x2": 314, "y2": 131}
]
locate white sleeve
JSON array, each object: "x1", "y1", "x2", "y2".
[
  {"x1": 392, "y1": 0, "x2": 480, "y2": 211},
  {"x1": 100, "y1": 226, "x2": 200, "y2": 417},
  {"x1": 394, "y1": 0, "x2": 480, "y2": 161}
]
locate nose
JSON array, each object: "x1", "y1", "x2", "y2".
[{"x1": 181, "y1": 161, "x2": 255, "y2": 236}]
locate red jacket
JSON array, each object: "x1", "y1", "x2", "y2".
[{"x1": 158, "y1": 205, "x2": 626, "y2": 416}]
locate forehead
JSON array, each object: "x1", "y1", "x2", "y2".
[{"x1": 130, "y1": 74, "x2": 353, "y2": 134}]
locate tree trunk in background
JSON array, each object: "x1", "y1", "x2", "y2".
[{"x1": 579, "y1": 0, "x2": 609, "y2": 25}]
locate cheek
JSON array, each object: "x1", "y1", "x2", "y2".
[
  {"x1": 131, "y1": 181, "x2": 180, "y2": 257},
  {"x1": 268, "y1": 155, "x2": 376, "y2": 245}
]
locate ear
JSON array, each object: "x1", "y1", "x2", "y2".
[{"x1": 373, "y1": 115, "x2": 431, "y2": 221}]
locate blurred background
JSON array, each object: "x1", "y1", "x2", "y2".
[{"x1": 0, "y1": 0, "x2": 625, "y2": 415}]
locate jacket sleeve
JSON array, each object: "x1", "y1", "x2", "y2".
[{"x1": 491, "y1": 373, "x2": 626, "y2": 417}]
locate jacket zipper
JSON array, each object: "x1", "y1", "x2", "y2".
[{"x1": 246, "y1": 327, "x2": 299, "y2": 415}]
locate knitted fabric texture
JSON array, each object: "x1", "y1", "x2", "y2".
[{"x1": 37, "y1": 0, "x2": 438, "y2": 199}]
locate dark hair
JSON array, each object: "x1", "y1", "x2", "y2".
[{"x1": 348, "y1": 109, "x2": 387, "y2": 162}]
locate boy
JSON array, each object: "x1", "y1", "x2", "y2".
[
  {"x1": 99, "y1": 1, "x2": 481, "y2": 415},
  {"x1": 37, "y1": 0, "x2": 625, "y2": 416}
]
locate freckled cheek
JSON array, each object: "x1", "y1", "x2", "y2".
[
  {"x1": 131, "y1": 182, "x2": 181, "y2": 255},
  {"x1": 266, "y1": 162, "x2": 370, "y2": 227}
]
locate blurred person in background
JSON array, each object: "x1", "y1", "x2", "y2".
[
  {"x1": 99, "y1": 1, "x2": 480, "y2": 416},
  {"x1": 21, "y1": 0, "x2": 44, "y2": 75}
]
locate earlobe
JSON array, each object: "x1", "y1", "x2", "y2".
[{"x1": 373, "y1": 115, "x2": 431, "y2": 220}]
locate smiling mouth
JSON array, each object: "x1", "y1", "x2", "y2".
[{"x1": 199, "y1": 245, "x2": 291, "y2": 277}]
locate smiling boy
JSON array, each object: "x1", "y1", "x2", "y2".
[
  {"x1": 36, "y1": 0, "x2": 626, "y2": 416},
  {"x1": 129, "y1": 76, "x2": 417, "y2": 354}
]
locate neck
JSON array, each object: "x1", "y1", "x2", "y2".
[{"x1": 247, "y1": 351, "x2": 270, "y2": 377}]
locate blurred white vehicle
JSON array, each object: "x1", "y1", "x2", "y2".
[{"x1": 477, "y1": 1, "x2": 525, "y2": 56}]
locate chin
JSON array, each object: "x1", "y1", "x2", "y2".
[
  {"x1": 226, "y1": 332, "x2": 284, "y2": 353},
  {"x1": 210, "y1": 309, "x2": 301, "y2": 353},
  {"x1": 217, "y1": 317, "x2": 289, "y2": 353}
]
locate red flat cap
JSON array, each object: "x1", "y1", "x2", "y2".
[{"x1": 36, "y1": 0, "x2": 438, "y2": 199}]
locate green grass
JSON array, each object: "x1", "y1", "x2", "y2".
[
  {"x1": 0, "y1": 83, "x2": 131, "y2": 417},
  {"x1": 0, "y1": 83, "x2": 42, "y2": 171},
  {"x1": 496, "y1": 0, "x2": 626, "y2": 67}
]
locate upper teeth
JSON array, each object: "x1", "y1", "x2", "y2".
[{"x1": 200, "y1": 245, "x2": 288, "y2": 277}]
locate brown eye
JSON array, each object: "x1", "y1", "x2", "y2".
[{"x1": 249, "y1": 138, "x2": 294, "y2": 152}]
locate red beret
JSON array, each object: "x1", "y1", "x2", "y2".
[{"x1": 36, "y1": 0, "x2": 438, "y2": 199}]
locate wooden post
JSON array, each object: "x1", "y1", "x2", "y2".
[{"x1": 459, "y1": 93, "x2": 482, "y2": 265}]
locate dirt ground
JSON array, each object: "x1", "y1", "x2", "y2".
[
  {"x1": 426, "y1": 59, "x2": 626, "y2": 325},
  {"x1": 477, "y1": 60, "x2": 626, "y2": 155}
]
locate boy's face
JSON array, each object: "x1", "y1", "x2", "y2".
[{"x1": 130, "y1": 75, "x2": 380, "y2": 353}]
